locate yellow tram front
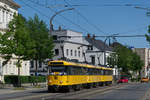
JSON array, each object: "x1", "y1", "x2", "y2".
[{"x1": 48, "y1": 61, "x2": 68, "y2": 86}]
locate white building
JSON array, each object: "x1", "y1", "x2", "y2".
[
  {"x1": 30, "y1": 60, "x2": 48, "y2": 76},
  {"x1": 83, "y1": 36, "x2": 113, "y2": 65},
  {"x1": 0, "y1": 0, "x2": 30, "y2": 83},
  {"x1": 51, "y1": 29, "x2": 114, "y2": 66},
  {"x1": 52, "y1": 29, "x2": 86, "y2": 62}
]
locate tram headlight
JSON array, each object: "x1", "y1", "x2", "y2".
[
  {"x1": 49, "y1": 72, "x2": 54, "y2": 75},
  {"x1": 60, "y1": 81, "x2": 63, "y2": 84}
]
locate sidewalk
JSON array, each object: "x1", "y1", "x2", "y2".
[
  {"x1": 143, "y1": 87, "x2": 150, "y2": 100},
  {"x1": 0, "y1": 83, "x2": 47, "y2": 95}
]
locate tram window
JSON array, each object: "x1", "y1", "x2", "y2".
[
  {"x1": 94, "y1": 69, "x2": 98, "y2": 75},
  {"x1": 70, "y1": 66, "x2": 82, "y2": 75},
  {"x1": 81, "y1": 67, "x2": 87, "y2": 75},
  {"x1": 103, "y1": 70, "x2": 106, "y2": 75},
  {"x1": 70, "y1": 67, "x2": 75, "y2": 75},
  {"x1": 95, "y1": 69, "x2": 99, "y2": 75},
  {"x1": 67, "y1": 67, "x2": 72, "y2": 75},
  {"x1": 97, "y1": 69, "x2": 100, "y2": 75},
  {"x1": 101, "y1": 70, "x2": 104, "y2": 75},
  {"x1": 108, "y1": 70, "x2": 112, "y2": 75},
  {"x1": 88, "y1": 68, "x2": 91, "y2": 75},
  {"x1": 51, "y1": 66, "x2": 67, "y2": 73}
]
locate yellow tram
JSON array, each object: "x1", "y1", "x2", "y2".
[{"x1": 47, "y1": 60, "x2": 113, "y2": 92}]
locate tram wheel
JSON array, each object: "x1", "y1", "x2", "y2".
[
  {"x1": 48, "y1": 86, "x2": 55, "y2": 93},
  {"x1": 73, "y1": 85, "x2": 81, "y2": 91}
]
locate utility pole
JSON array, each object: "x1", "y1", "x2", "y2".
[{"x1": 103, "y1": 34, "x2": 119, "y2": 66}]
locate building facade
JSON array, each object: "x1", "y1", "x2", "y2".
[
  {"x1": 51, "y1": 29, "x2": 113, "y2": 66},
  {"x1": 0, "y1": 0, "x2": 30, "y2": 83},
  {"x1": 52, "y1": 29, "x2": 86, "y2": 62},
  {"x1": 132, "y1": 48, "x2": 150, "y2": 78},
  {"x1": 83, "y1": 36, "x2": 113, "y2": 66}
]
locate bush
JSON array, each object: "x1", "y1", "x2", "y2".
[{"x1": 4, "y1": 75, "x2": 46, "y2": 84}]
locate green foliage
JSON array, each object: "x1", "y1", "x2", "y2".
[
  {"x1": 0, "y1": 14, "x2": 35, "y2": 61},
  {"x1": 112, "y1": 43, "x2": 143, "y2": 74},
  {"x1": 27, "y1": 15, "x2": 54, "y2": 61},
  {"x1": 4, "y1": 75, "x2": 46, "y2": 84},
  {"x1": 107, "y1": 53, "x2": 117, "y2": 68},
  {"x1": 0, "y1": 14, "x2": 54, "y2": 86}
]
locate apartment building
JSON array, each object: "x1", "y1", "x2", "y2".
[{"x1": 0, "y1": 0, "x2": 30, "y2": 83}]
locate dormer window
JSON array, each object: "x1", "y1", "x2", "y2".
[{"x1": 88, "y1": 45, "x2": 93, "y2": 50}]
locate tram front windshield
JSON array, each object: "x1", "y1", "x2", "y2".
[{"x1": 51, "y1": 66, "x2": 67, "y2": 73}]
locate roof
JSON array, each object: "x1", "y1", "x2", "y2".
[
  {"x1": 7, "y1": 0, "x2": 21, "y2": 8},
  {"x1": 85, "y1": 37, "x2": 113, "y2": 51}
]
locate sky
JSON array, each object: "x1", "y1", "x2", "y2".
[{"x1": 14, "y1": 0, "x2": 150, "y2": 48}]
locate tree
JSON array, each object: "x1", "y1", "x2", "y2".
[
  {"x1": 27, "y1": 15, "x2": 54, "y2": 85},
  {"x1": 131, "y1": 52, "x2": 143, "y2": 78},
  {"x1": 107, "y1": 53, "x2": 117, "y2": 68},
  {"x1": 111, "y1": 42, "x2": 143, "y2": 75},
  {"x1": 0, "y1": 14, "x2": 35, "y2": 87}
]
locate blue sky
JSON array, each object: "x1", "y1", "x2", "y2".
[{"x1": 14, "y1": 0, "x2": 150, "y2": 48}]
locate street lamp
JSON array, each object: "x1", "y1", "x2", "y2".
[
  {"x1": 49, "y1": 8, "x2": 74, "y2": 60},
  {"x1": 49, "y1": 8, "x2": 74, "y2": 32}
]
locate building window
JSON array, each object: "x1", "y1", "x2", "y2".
[
  {"x1": 71, "y1": 50, "x2": 73, "y2": 56},
  {"x1": 2, "y1": 11, "x2": 4, "y2": 22},
  {"x1": 88, "y1": 45, "x2": 93, "y2": 50},
  {"x1": 78, "y1": 51, "x2": 80, "y2": 57},
  {"x1": 66, "y1": 49, "x2": 69, "y2": 56},
  {"x1": 53, "y1": 35, "x2": 58, "y2": 40},
  {"x1": 30, "y1": 61, "x2": 34, "y2": 68},
  {"x1": 75, "y1": 50, "x2": 77, "y2": 56},
  {"x1": 55, "y1": 49, "x2": 59, "y2": 55},
  {"x1": 13, "y1": 61, "x2": 17, "y2": 65},
  {"x1": 39, "y1": 61, "x2": 42, "y2": 68},
  {"x1": 6, "y1": 12, "x2": 8, "y2": 23}
]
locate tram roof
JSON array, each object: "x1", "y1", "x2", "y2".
[{"x1": 48, "y1": 60, "x2": 112, "y2": 70}]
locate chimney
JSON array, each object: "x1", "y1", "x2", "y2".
[{"x1": 87, "y1": 33, "x2": 90, "y2": 38}]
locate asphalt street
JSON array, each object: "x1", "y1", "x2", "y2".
[
  {"x1": 80, "y1": 83, "x2": 150, "y2": 100},
  {"x1": 0, "y1": 83, "x2": 149, "y2": 100}
]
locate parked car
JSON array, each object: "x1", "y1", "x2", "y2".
[
  {"x1": 118, "y1": 77, "x2": 128, "y2": 83},
  {"x1": 141, "y1": 77, "x2": 149, "y2": 83}
]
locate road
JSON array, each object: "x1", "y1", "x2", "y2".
[{"x1": 0, "y1": 83, "x2": 149, "y2": 100}]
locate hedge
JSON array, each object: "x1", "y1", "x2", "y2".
[{"x1": 4, "y1": 75, "x2": 46, "y2": 84}]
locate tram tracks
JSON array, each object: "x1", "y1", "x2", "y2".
[
  {"x1": 41, "y1": 84, "x2": 130, "y2": 100},
  {"x1": 8, "y1": 83, "x2": 131, "y2": 100}
]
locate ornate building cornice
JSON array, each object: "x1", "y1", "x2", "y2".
[{"x1": 0, "y1": 0, "x2": 21, "y2": 9}]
